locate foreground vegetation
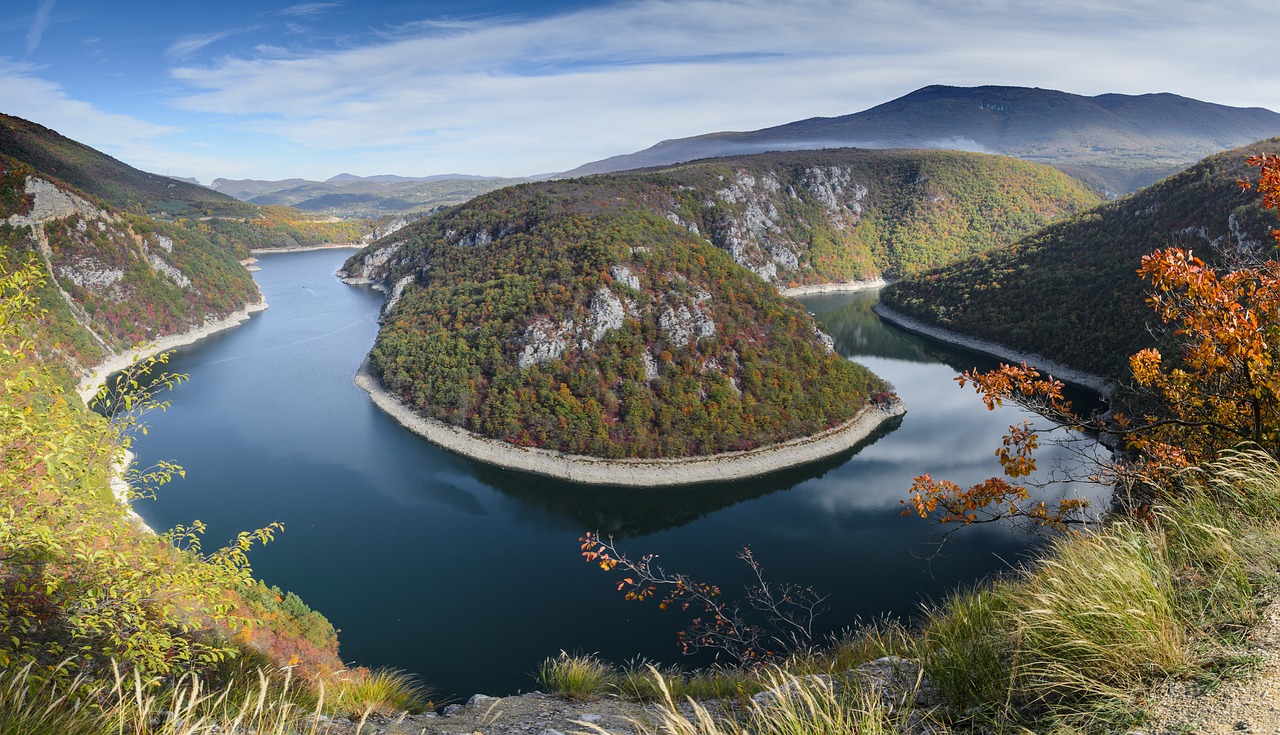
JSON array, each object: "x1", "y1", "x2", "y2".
[
  {"x1": 0, "y1": 257, "x2": 427, "y2": 730},
  {"x1": 538, "y1": 449, "x2": 1280, "y2": 732}
]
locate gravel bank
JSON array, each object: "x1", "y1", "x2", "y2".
[
  {"x1": 356, "y1": 358, "x2": 906, "y2": 487},
  {"x1": 871, "y1": 303, "x2": 1114, "y2": 396}
]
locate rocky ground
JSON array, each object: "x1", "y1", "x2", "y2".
[{"x1": 315, "y1": 690, "x2": 659, "y2": 735}]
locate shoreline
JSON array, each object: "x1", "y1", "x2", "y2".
[
  {"x1": 779, "y1": 278, "x2": 887, "y2": 297},
  {"x1": 76, "y1": 300, "x2": 269, "y2": 404},
  {"x1": 871, "y1": 303, "x2": 1115, "y2": 396},
  {"x1": 251, "y1": 243, "x2": 362, "y2": 254},
  {"x1": 355, "y1": 357, "x2": 906, "y2": 487}
]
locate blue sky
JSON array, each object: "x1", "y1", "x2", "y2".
[{"x1": 3, "y1": 0, "x2": 1279, "y2": 183}]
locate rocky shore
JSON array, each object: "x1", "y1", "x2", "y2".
[
  {"x1": 76, "y1": 300, "x2": 269, "y2": 403},
  {"x1": 778, "y1": 278, "x2": 887, "y2": 297},
  {"x1": 250, "y1": 243, "x2": 362, "y2": 254},
  {"x1": 871, "y1": 303, "x2": 1114, "y2": 396},
  {"x1": 355, "y1": 358, "x2": 906, "y2": 487}
]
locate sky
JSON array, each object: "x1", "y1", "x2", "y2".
[{"x1": 3, "y1": 0, "x2": 1280, "y2": 183}]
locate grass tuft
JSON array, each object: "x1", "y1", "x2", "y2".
[{"x1": 539, "y1": 651, "x2": 612, "y2": 701}]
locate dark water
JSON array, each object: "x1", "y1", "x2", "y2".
[{"x1": 128, "y1": 250, "x2": 1099, "y2": 701}]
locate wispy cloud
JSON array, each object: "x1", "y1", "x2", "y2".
[
  {"x1": 0, "y1": 60, "x2": 268, "y2": 181},
  {"x1": 25, "y1": 0, "x2": 56, "y2": 57},
  {"x1": 277, "y1": 2, "x2": 341, "y2": 17},
  {"x1": 166, "y1": 29, "x2": 237, "y2": 60}
]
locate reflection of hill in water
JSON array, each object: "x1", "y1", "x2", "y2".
[
  {"x1": 805, "y1": 291, "x2": 1104, "y2": 411},
  {"x1": 470, "y1": 414, "x2": 903, "y2": 538}
]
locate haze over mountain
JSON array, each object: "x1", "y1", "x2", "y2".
[
  {"x1": 561, "y1": 86, "x2": 1280, "y2": 197},
  {"x1": 210, "y1": 173, "x2": 531, "y2": 218}
]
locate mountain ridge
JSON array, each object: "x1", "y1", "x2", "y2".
[{"x1": 560, "y1": 85, "x2": 1280, "y2": 196}]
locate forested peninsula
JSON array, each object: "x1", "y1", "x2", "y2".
[{"x1": 341, "y1": 148, "x2": 1098, "y2": 473}]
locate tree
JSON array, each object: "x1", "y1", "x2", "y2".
[
  {"x1": 904, "y1": 153, "x2": 1280, "y2": 528},
  {"x1": 580, "y1": 532, "x2": 826, "y2": 665}
]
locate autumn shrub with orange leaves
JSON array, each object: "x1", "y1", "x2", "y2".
[{"x1": 905, "y1": 153, "x2": 1280, "y2": 529}]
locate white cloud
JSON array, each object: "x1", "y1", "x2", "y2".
[
  {"x1": 153, "y1": 0, "x2": 1280, "y2": 177},
  {"x1": 0, "y1": 61, "x2": 263, "y2": 181},
  {"x1": 25, "y1": 0, "x2": 56, "y2": 57}
]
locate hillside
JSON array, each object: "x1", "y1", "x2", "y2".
[
  {"x1": 340, "y1": 147, "x2": 1093, "y2": 460},
  {"x1": 483, "y1": 148, "x2": 1095, "y2": 291},
  {"x1": 211, "y1": 173, "x2": 530, "y2": 218},
  {"x1": 562, "y1": 86, "x2": 1280, "y2": 196},
  {"x1": 0, "y1": 113, "x2": 256, "y2": 217},
  {"x1": 0, "y1": 154, "x2": 261, "y2": 378},
  {"x1": 879, "y1": 139, "x2": 1280, "y2": 379}
]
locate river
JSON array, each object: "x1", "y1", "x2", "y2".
[{"x1": 128, "y1": 248, "x2": 1101, "y2": 701}]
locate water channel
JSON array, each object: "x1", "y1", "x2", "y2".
[{"x1": 128, "y1": 248, "x2": 1100, "y2": 701}]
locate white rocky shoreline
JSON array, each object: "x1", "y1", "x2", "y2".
[
  {"x1": 871, "y1": 303, "x2": 1114, "y2": 396},
  {"x1": 778, "y1": 277, "x2": 887, "y2": 297},
  {"x1": 76, "y1": 300, "x2": 269, "y2": 404},
  {"x1": 355, "y1": 358, "x2": 906, "y2": 487},
  {"x1": 250, "y1": 242, "x2": 361, "y2": 254}
]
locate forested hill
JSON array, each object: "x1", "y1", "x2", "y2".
[
  {"x1": 340, "y1": 147, "x2": 1093, "y2": 459},
  {"x1": 0, "y1": 113, "x2": 384, "y2": 380},
  {"x1": 880, "y1": 138, "x2": 1280, "y2": 379},
  {"x1": 562, "y1": 85, "x2": 1280, "y2": 196},
  {"x1": 0, "y1": 112, "x2": 369, "y2": 245}
]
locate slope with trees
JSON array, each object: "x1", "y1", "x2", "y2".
[{"x1": 880, "y1": 139, "x2": 1280, "y2": 379}]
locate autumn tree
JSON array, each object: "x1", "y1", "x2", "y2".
[{"x1": 905, "y1": 153, "x2": 1280, "y2": 528}]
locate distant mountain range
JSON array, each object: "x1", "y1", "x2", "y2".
[
  {"x1": 210, "y1": 172, "x2": 531, "y2": 217},
  {"x1": 560, "y1": 85, "x2": 1280, "y2": 196}
]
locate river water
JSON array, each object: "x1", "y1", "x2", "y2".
[{"x1": 128, "y1": 248, "x2": 1099, "y2": 701}]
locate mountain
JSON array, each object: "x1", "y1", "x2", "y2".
[
  {"x1": 211, "y1": 173, "x2": 529, "y2": 217},
  {"x1": 879, "y1": 139, "x2": 1280, "y2": 379},
  {"x1": 339, "y1": 147, "x2": 1096, "y2": 459},
  {"x1": 560, "y1": 86, "x2": 1280, "y2": 196},
  {"x1": 0, "y1": 113, "x2": 255, "y2": 217}
]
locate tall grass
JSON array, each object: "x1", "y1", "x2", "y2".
[
  {"x1": 582, "y1": 667, "x2": 902, "y2": 735},
  {"x1": 0, "y1": 661, "x2": 428, "y2": 735},
  {"x1": 914, "y1": 448, "x2": 1280, "y2": 730}
]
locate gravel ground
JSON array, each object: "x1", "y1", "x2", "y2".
[{"x1": 1140, "y1": 599, "x2": 1280, "y2": 734}]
